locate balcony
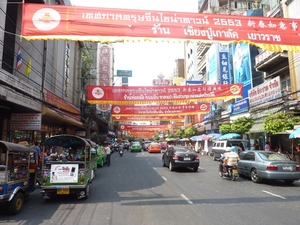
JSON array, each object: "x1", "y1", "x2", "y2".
[
  {"x1": 254, "y1": 50, "x2": 288, "y2": 72},
  {"x1": 197, "y1": 43, "x2": 211, "y2": 58},
  {"x1": 197, "y1": 56, "x2": 207, "y2": 72}
]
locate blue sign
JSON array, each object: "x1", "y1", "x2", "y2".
[
  {"x1": 232, "y1": 99, "x2": 249, "y2": 114},
  {"x1": 117, "y1": 70, "x2": 132, "y2": 77},
  {"x1": 219, "y1": 45, "x2": 230, "y2": 84},
  {"x1": 186, "y1": 80, "x2": 203, "y2": 85}
]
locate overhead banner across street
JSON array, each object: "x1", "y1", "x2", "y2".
[
  {"x1": 86, "y1": 84, "x2": 242, "y2": 105},
  {"x1": 113, "y1": 115, "x2": 184, "y2": 121},
  {"x1": 111, "y1": 103, "x2": 210, "y2": 116},
  {"x1": 22, "y1": 3, "x2": 300, "y2": 52}
]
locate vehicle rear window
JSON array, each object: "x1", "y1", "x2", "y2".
[
  {"x1": 258, "y1": 152, "x2": 289, "y2": 161},
  {"x1": 151, "y1": 143, "x2": 160, "y2": 147}
]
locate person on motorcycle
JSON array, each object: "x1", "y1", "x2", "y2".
[{"x1": 220, "y1": 147, "x2": 239, "y2": 175}]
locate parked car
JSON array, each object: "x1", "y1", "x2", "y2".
[
  {"x1": 162, "y1": 146, "x2": 199, "y2": 172},
  {"x1": 237, "y1": 151, "x2": 300, "y2": 183},
  {"x1": 148, "y1": 142, "x2": 161, "y2": 153},
  {"x1": 131, "y1": 141, "x2": 142, "y2": 152},
  {"x1": 122, "y1": 140, "x2": 130, "y2": 151},
  {"x1": 212, "y1": 139, "x2": 250, "y2": 161}
]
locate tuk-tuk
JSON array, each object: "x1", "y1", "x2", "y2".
[
  {"x1": 85, "y1": 139, "x2": 98, "y2": 175},
  {"x1": 0, "y1": 141, "x2": 38, "y2": 214},
  {"x1": 40, "y1": 134, "x2": 93, "y2": 199}
]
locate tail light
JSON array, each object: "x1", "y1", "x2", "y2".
[
  {"x1": 232, "y1": 165, "x2": 237, "y2": 169},
  {"x1": 266, "y1": 165, "x2": 278, "y2": 171},
  {"x1": 195, "y1": 155, "x2": 199, "y2": 160},
  {"x1": 173, "y1": 155, "x2": 178, "y2": 160},
  {"x1": 296, "y1": 165, "x2": 300, "y2": 171}
]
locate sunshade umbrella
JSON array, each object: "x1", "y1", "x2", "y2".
[
  {"x1": 289, "y1": 128, "x2": 300, "y2": 139},
  {"x1": 190, "y1": 134, "x2": 205, "y2": 141},
  {"x1": 202, "y1": 133, "x2": 222, "y2": 141},
  {"x1": 219, "y1": 133, "x2": 241, "y2": 140}
]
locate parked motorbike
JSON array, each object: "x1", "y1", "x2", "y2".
[
  {"x1": 218, "y1": 162, "x2": 238, "y2": 181},
  {"x1": 119, "y1": 149, "x2": 123, "y2": 157}
]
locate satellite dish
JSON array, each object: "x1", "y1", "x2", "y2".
[{"x1": 89, "y1": 69, "x2": 97, "y2": 76}]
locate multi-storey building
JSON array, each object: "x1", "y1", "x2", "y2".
[{"x1": 0, "y1": 0, "x2": 109, "y2": 144}]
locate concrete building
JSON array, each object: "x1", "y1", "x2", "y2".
[{"x1": 0, "y1": 0, "x2": 109, "y2": 143}]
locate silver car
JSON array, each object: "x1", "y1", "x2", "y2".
[{"x1": 237, "y1": 151, "x2": 300, "y2": 184}]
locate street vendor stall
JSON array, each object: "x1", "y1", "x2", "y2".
[{"x1": 289, "y1": 128, "x2": 300, "y2": 162}]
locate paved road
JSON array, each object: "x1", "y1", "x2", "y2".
[{"x1": 1, "y1": 149, "x2": 300, "y2": 225}]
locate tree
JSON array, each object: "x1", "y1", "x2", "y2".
[
  {"x1": 153, "y1": 135, "x2": 160, "y2": 141},
  {"x1": 263, "y1": 112, "x2": 300, "y2": 134},
  {"x1": 184, "y1": 126, "x2": 197, "y2": 137},
  {"x1": 231, "y1": 116, "x2": 254, "y2": 134},
  {"x1": 219, "y1": 123, "x2": 232, "y2": 134},
  {"x1": 175, "y1": 130, "x2": 183, "y2": 138}
]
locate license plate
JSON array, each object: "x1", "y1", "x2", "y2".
[
  {"x1": 283, "y1": 166, "x2": 292, "y2": 170},
  {"x1": 232, "y1": 169, "x2": 238, "y2": 174},
  {"x1": 184, "y1": 157, "x2": 190, "y2": 160},
  {"x1": 57, "y1": 189, "x2": 70, "y2": 194}
]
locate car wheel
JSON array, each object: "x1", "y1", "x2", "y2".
[
  {"x1": 169, "y1": 161, "x2": 174, "y2": 171},
  {"x1": 250, "y1": 168, "x2": 262, "y2": 183},
  {"x1": 284, "y1": 180, "x2": 295, "y2": 184},
  {"x1": 193, "y1": 167, "x2": 198, "y2": 172},
  {"x1": 8, "y1": 192, "x2": 24, "y2": 215}
]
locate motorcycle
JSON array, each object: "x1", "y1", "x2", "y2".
[
  {"x1": 218, "y1": 161, "x2": 238, "y2": 181},
  {"x1": 119, "y1": 149, "x2": 123, "y2": 157},
  {"x1": 113, "y1": 143, "x2": 119, "y2": 153}
]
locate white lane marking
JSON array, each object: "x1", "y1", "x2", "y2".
[
  {"x1": 153, "y1": 167, "x2": 157, "y2": 170},
  {"x1": 262, "y1": 190, "x2": 286, "y2": 199},
  {"x1": 199, "y1": 167, "x2": 204, "y2": 170},
  {"x1": 181, "y1": 194, "x2": 193, "y2": 204},
  {"x1": 161, "y1": 176, "x2": 167, "y2": 181}
]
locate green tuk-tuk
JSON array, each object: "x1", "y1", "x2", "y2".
[
  {"x1": 40, "y1": 134, "x2": 93, "y2": 200},
  {"x1": 0, "y1": 141, "x2": 38, "y2": 214}
]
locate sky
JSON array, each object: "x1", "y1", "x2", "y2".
[{"x1": 71, "y1": 0, "x2": 199, "y2": 86}]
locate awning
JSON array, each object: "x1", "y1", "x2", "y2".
[
  {"x1": 249, "y1": 106, "x2": 283, "y2": 133},
  {"x1": 42, "y1": 106, "x2": 84, "y2": 128}
]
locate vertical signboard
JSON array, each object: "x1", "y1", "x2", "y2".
[
  {"x1": 219, "y1": 44, "x2": 230, "y2": 84},
  {"x1": 231, "y1": 43, "x2": 252, "y2": 100},
  {"x1": 97, "y1": 44, "x2": 113, "y2": 111}
]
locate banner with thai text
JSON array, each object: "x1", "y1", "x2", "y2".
[
  {"x1": 113, "y1": 115, "x2": 184, "y2": 121},
  {"x1": 111, "y1": 103, "x2": 210, "y2": 116},
  {"x1": 119, "y1": 124, "x2": 173, "y2": 131},
  {"x1": 86, "y1": 84, "x2": 243, "y2": 105},
  {"x1": 22, "y1": 4, "x2": 300, "y2": 51}
]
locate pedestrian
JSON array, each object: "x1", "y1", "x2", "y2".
[
  {"x1": 254, "y1": 141, "x2": 260, "y2": 150},
  {"x1": 265, "y1": 142, "x2": 270, "y2": 151},
  {"x1": 33, "y1": 142, "x2": 41, "y2": 166},
  {"x1": 105, "y1": 143, "x2": 111, "y2": 166}
]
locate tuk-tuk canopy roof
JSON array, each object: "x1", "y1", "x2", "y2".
[
  {"x1": 0, "y1": 141, "x2": 37, "y2": 153},
  {"x1": 44, "y1": 134, "x2": 90, "y2": 149}
]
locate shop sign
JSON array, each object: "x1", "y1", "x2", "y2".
[
  {"x1": 10, "y1": 113, "x2": 41, "y2": 130},
  {"x1": 232, "y1": 99, "x2": 249, "y2": 114},
  {"x1": 248, "y1": 77, "x2": 282, "y2": 107}
]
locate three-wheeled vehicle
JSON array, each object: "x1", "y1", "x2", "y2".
[
  {"x1": 0, "y1": 141, "x2": 38, "y2": 214},
  {"x1": 40, "y1": 134, "x2": 93, "y2": 200}
]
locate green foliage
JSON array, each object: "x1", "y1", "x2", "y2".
[
  {"x1": 175, "y1": 130, "x2": 183, "y2": 138},
  {"x1": 81, "y1": 46, "x2": 95, "y2": 78},
  {"x1": 219, "y1": 123, "x2": 232, "y2": 134},
  {"x1": 153, "y1": 135, "x2": 160, "y2": 141},
  {"x1": 231, "y1": 116, "x2": 254, "y2": 134},
  {"x1": 263, "y1": 112, "x2": 300, "y2": 134},
  {"x1": 184, "y1": 126, "x2": 197, "y2": 137},
  {"x1": 91, "y1": 134, "x2": 106, "y2": 144}
]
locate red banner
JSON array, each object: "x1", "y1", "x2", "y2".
[
  {"x1": 111, "y1": 103, "x2": 210, "y2": 116},
  {"x1": 129, "y1": 131, "x2": 156, "y2": 138},
  {"x1": 22, "y1": 4, "x2": 300, "y2": 51},
  {"x1": 119, "y1": 124, "x2": 173, "y2": 131},
  {"x1": 86, "y1": 84, "x2": 242, "y2": 105},
  {"x1": 113, "y1": 115, "x2": 184, "y2": 121}
]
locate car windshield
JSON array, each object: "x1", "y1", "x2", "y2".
[
  {"x1": 132, "y1": 142, "x2": 140, "y2": 146},
  {"x1": 258, "y1": 152, "x2": 290, "y2": 161},
  {"x1": 151, "y1": 143, "x2": 160, "y2": 147}
]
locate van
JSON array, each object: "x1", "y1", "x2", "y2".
[{"x1": 212, "y1": 139, "x2": 250, "y2": 161}]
